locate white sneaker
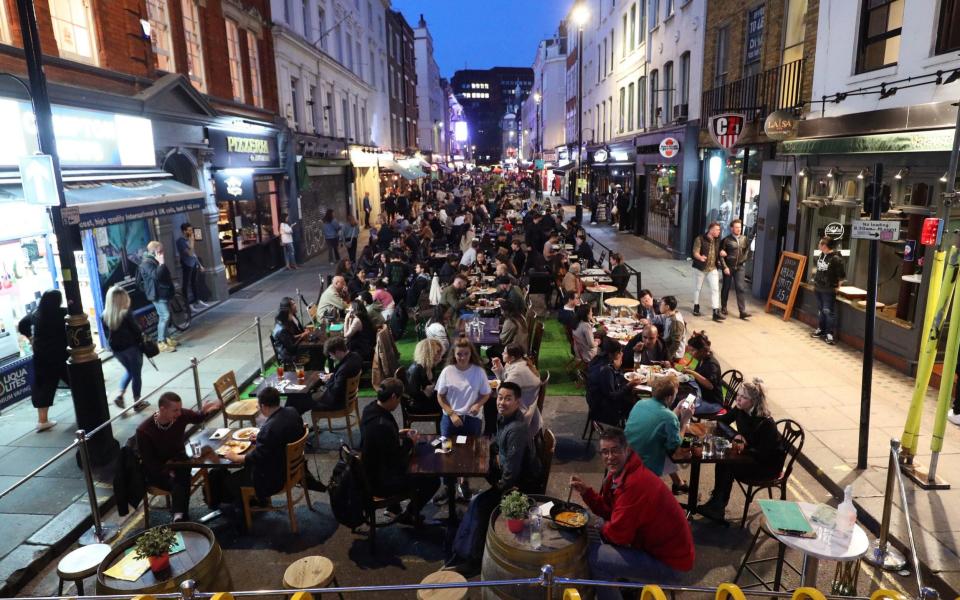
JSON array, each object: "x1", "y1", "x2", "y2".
[
  {"x1": 197, "y1": 300, "x2": 211, "y2": 307},
  {"x1": 36, "y1": 420, "x2": 57, "y2": 432},
  {"x1": 190, "y1": 303, "x2": 204, "y2": 311},
  {"x1": 948, "y1": 410, "x2": 960, "y2": 427}
]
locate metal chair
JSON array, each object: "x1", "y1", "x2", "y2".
[
  {"x1": 531, "y1": 428, "x2": 556, "y2": 495},
  {"x1": 734, "y1": 419, "x2": 805, "y2": 528}
]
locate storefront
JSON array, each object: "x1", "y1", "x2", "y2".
[
  {"x1": 349, "y1": 146, "x2": 382, "y2": 228},
  {"x1": 209, "y1": 126, "x2": 286, "y2": 290},
  {"x1": 777, "y1": 124, "x2": 958, "y2": 373},
  {"x1": 301, "y1": 156, "x2": 351, "y2": 259},
  {"x1": 635, "y1": 123, "x2": 700, "y2": 257}
]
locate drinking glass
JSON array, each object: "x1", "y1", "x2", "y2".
[
  {"x1": 296, "y1": 365, "x2": 305, "y2": 382},
  {"x1": 276, "y1": 363, "x2": 284, "y2": 377}
]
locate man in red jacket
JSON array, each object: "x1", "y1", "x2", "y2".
[{"x1": 571, "y1": 426, "x2": 694, "y2": 599}]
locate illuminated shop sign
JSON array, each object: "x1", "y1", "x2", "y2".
[{"x1": 208, "y1": 128, "x2": 279, "y2": 169}]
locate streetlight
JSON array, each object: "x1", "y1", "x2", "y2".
[
  {"x1": 534, "y1": 91, "x2": 542, "y2": 199},
  {"x1": 572, "y1": 2, "x2": 589, "y2": 214}
]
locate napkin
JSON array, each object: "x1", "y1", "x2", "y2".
[
  {"x1": 210, "y1": 428, "x2": 231, "y2": 440},
  {"x1": 538, "y1": 501, "x2": 555, "y2": 516},
  {"x1": 286, "y1": 384, "x2": 306, "y2": 392}
]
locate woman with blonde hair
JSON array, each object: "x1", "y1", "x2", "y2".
[
  {"x1": 699, "y1": 378, "x2": 787, "y2": 523},
  {"x1": 406, "y1": 338, "x2": 444, "y2": 413},
  {"x1": 102, "y1": 285, "x2": 148, "y2": 410}
]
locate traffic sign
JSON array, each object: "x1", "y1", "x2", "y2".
[
  {"x1": 852, "y1": 219, "x2": 900, "y2": 241},
  {"x1": 18, "y1": 155, "x2": 60, "y2": 206}
]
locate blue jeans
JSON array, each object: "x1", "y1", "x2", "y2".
[
  {"x1": 440, "y1": 414, "x2": 482, "y2": 438},
  {"x1": 114, "y1": 346, "x2": 143, "y2": 399},
  {"x1": 283, "y1": 243, "x2": 296, "y2": 267},
  {"x1": 815, "y1": 289, "x2": 837, "y2": 335},
  {"x1": 588, "y1": 541, "x2": 680, "y2": 600},
  {"x1": 154, "y1": 300, "x2": 170, "y2": 341}
]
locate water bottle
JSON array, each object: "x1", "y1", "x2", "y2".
[
  {"x1": 528, "y1": 508, "x2": 542, "y2": 549},
  {"x1": 834, "y1": 485, "x2": 857, "y2": 543}
]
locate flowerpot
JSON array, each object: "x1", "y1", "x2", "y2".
[
  {"x1": 506, "y1": 518, "x2": 525, "y2": 534},
  {"x1": 148, "y1": 552, "x2": 170, "y2": 574}
]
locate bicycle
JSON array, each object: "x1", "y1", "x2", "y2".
[{"x1": 168, "y1": 290, "x2": 192, "y2": 331}]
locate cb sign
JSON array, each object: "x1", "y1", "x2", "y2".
[{"x1": 709, "y1": 113, "x2": 745, "y2": 150}]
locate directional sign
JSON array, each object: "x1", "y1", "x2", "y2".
[
  {"x1": 852, "y1": 219, "x2": 900, "y2": 241},
  {"x1": 18, "y1": 155, "x2": 59, "y2": 206}
]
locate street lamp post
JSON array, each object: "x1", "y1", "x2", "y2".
[
  {"x1": 535, "y1": 91, "x2": 542, "y2": 199},
  {"x1": 572, "y1": 2, "x2": 589, "y2": 218},
  {"x1": 14, "y1": 0, "x2": 117, "y2": 464}
]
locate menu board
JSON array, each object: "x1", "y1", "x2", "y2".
[{"x1": 765, "y1": 251, "x2": 807, "y2": 321}]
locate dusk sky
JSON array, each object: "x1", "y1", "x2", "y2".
[{"x1": 390, "y1": 0, "x2": 571, "y2": 78}]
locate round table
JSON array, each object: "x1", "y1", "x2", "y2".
[
  {"x1": 604, "y1": 297, "x2": 640, "y2": 316},
  {"x1": 766, "y1": 502, "x2": 869, "y2": 588},
  {"x1": 587, "y1": 284, "x2": 618, "y2": 315}
]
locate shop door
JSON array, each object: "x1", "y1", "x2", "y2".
[
  {"x1": 741, "y1": 178, "x2": 761, "y2": 282},
  {"x1": 301, "y1": 171, "x2": 347, "y2": 259},
  {"x1": 644, "y1": 166, "x2": 677, "y2": 250}
]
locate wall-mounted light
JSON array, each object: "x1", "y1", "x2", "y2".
[
  {"x1": 826, "y1": 167, "x2": 839, "y2": 179},
  {"x1": 940, "y1": 171, "x2": 950, "y2": 183},
  {"x1": 856, "y1": 168, "x2": 870, "y2": 180},
  {"x1": 894, "y1": 168, "x2": 909, "y2": 180},
  {"x1": 798, "y1": 167, "x2": 808, "y2": 178},
  {"x1": 879, "y1": 84, "x2": 898, "y2": 100},
  {"x1": 709, "y1": 155, "x2": 722, "y2": 187},
  {"x1": 945, "y1": 69, "x2": 960, "y2": 85},
  {"x1": 139, "y1": 19, "x2": 152, "y2": 39}
]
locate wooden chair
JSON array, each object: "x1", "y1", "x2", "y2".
[
  {"x1": 345, "y1": 447, "x2": 411, "y2": 552},
  {"x1": 528, "y1": 320, "x2": 544, "y2": 366},
  {"x1": 143, "y1": 469, "x2": 209, "y2": 527},
  {"x1": 214, "y1": 370, "x2": 258, "y2": 428},
  {"x1": 536, "y1": 371, "x2": 550, "y2": 413},
  {"x1": 395, "y1": 366, "x2": 442, "y2": 432},
  {"x1": 532, "y1": 428, "x2": 556, "y2": 495},
  {"x1": 734, "y1": 419, "x2": 805, "y2": 528},
  {"x1": 283, "y1": 556, "x2": 344, "y2": 600},
  {"x1": 310, "y1": 372, "x2": 362, "y2": 446},
  {"x1": 240, "y1": 428, "x2": 315, "y2": 533}
]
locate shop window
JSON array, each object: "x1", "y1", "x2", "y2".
[
  {"x1": 225, "y1": 19, "x2": 245, "y2": 103},
  {"x1": 145, "y1": 0, "x2": 175, "y2": 72},
  {"x1": 255, "y1": 177, "x2": 280, "y2": 243},
  {"x1": 181, "y1": 0, "x2": 207, "y2": 93},
  {"x1": 856, "y1": 0, "x2": 903, "y2": 73},
  {"x1": 247, "y1": 31, "x2": 264, "y2": 108},
  {"x1": 49, "y1": 0, "x2": 99, "y2": 64},
  {"x1": 703, "y1": 149, "x2": 743, "y2": 236},
  {"x1": 937, "y1": 0, "x2": 960, "y2": 54},
  {"x1": 0, "y1": 229, "x2": 57, "y2": 365}
]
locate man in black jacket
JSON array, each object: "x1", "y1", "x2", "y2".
[
  {"x1": 313, "y1": 337, "x2": 362, "y2": 411},
  {"x1": 217, "y1": 387, "x2": 306, "y2": 506},
  {"x1": 360, "y1": 378, "x2": 440, "y2": 524},
  {"x1": 720, "y1": 219, "x2": 751, "y2": 320},
  {"x1": 586, "y1": 342, "x2": 643, "y2": 427},
  {"x1": 137, "y1": 241, "x2": 178, "y2": 352},
  {"x1": 811, "y1": 236, "x2": 846, "y2": 345}
]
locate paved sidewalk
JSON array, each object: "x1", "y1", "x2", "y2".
[
  {"x1": 581, "y1": 217, "x2": 960, "y2": 591},
  {"x1": 0, "y1": 255, "x2": 338, "y2": 593}
]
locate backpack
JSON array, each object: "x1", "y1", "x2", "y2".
[{"x1": 327, "y1": 445, "x2": 365, "y2": 528}]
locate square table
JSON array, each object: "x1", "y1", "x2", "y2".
[
  {"x1": 167, "y1": 427, "x2": 249, "y2": 469},
  {"x1": 408, "y1": 434, "x2": 490, "y2": 531},
  {"x1": 249, "y1": 371, "x2": 323, "y2": 398},
  {"x1": 463, "y1": 316, "x2": 501, "y2": 346},
  {"x1": 671, "y1": 423, "x2": 755, "y2": 520}
]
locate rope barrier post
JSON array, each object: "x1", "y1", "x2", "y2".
[
  {"x1": 255, "y1": 316, "x2": 265, "y2": 376},
  {"x1": 865, "y1": 439, "x2": 908, "y2": 571},
  {"x1": 180, "y1": 578, "x2": 197, "y2": 600},
  {"x1": 77, "y1": 429, "x2": 118, "y2": 545},
  {"x1": 191, "y1": 357, "x2": 202, "y2": 412},
  {"x1": 541, "y1": 564, "x2": 555, "y2": 600}
]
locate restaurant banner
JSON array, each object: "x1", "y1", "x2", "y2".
[
  {"x1": 0, "y1": 356, "x2": 33, "y2": 411},
  {"x1": 78, "y1": 198, "x2": 204, "y2": 229},
  {"x1": 207, "y1": 128, "x2": 279, "y2": 169}
]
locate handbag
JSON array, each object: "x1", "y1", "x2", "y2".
[{"x1": 141, "y1": 340, "x2": 160, "y2": 358}]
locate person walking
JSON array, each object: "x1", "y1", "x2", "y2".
[
  {"x1": 720, "y1": 219, "x2": 751, "y2": 320},
  {"x1": 691, "y1": 222, "x2": 725, "y2": 322},
  {"x1": 176, "y1": 223, "x2": 207, "y2": 311},
  {"x1": 280, "y1": 215, "x2": 297, "y2": 270},
  {"x1": 811, "y1": 236, "x2": 845, "y2": 345},
  {"x1": 322, "y1": 209, "x2": 342, "y2": 264},
  {"x1": 362, "y1": 192, "x2": 372, "y2": 228},
  {"x1": 137, "y1": 241, "x2": 177, "y2": 352},
  {"x1": 17, "y1": 289, "x2": 69, "y2": 432},
  {"x1": 342, "y1": 214, "x2": 360, "y2": 263},
  {"x1": 102, "y1": 285, "x2": 149, "y2": 411}
]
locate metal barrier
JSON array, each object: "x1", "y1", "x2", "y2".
[
  {"x1": 583, "y1": 230, "x2": 644, "y2": 296},
  {"x1": 2, "y1": 568, "x2": 897, "y2": 600},
  {"x1": 0, "y1": 311, "x2": 277, "y2": 547},
  {"x1": 864, "y1": 440, "x2": 940, "y2": 600}
]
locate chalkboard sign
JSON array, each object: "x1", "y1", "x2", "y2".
[{"x1": 765, "y1": 251, "x2": 807, "y2": 321}]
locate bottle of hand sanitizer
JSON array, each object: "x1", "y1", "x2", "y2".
[{"x1": 835, "y1": 485, "x2": 857, "y2": 542}]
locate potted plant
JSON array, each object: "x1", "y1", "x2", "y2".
[
  {"x1": 500, "y1": 490, "x2": 531, "y2": 534},
  {"x1": 134, "y1": 526, "x2": 177, "y2": 574}
]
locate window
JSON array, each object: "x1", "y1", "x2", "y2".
[
  {"x1": 302, "y1": 0, "x2": 310, "y2": 36},
  {"x1": 630, "y1": 4, "x2": 637, "y2": 50},
  {"x1": 326, "y1": 90, "x2": 335, "y2": 135},
  {"x1": 714, "y1": 26, "x2": 729, "y2": 87},
  {"x1": 856, "y1": 0, "x2": 903, "y2": 73},
  {"x1": 608, "y1": 95, "x2": 613, "y2": 139},
  {"x1": 618, "y1": 87, "x2": 626, "y2": 132},
  {"x1": 335, "y1": 22, "x2": 343, "y2": 63},
  {"x1": 181, "y1": 0, "x2": 206, "y2": 92},
  {"x1": 367, "y1": 1, "x2": 373, "y2": 28},
  {"x1": 650, "y1": 69, "x2": 659, "y2": 127},
  {"x1": 342, "y1": 97, "x2": 351, "y2": 138},
  {"x1": 318, "y1": 7, "x2": 327, "y2": 49},
  {"x1": 369, "y1": 49, "x2": 376, "y2": 85},
  {"x1": 247, "y1": 31, "x2": 263, "y2": 107},
  {"x1": 622, "y1": 14, "x2": 628, "y2": 58},
  {"x1": 639, "y1": 0, "x2": 646, "y2": 43},
  {"x1": 602, "y1": 39, "x2": 607, "y2": 79},
  {"x1": 309, "y1": 85, "x2": 319, "y2": 130},
  {"x1": 637, "y1": 76, "x2": 646, "y2": 129},
  {"x1": 290, "y1": 77, "x2": 301, "y2": 126},
  {"x1": 666, "y1": 0, "x2": 674, "y2": 16},
  {"x1": 649, "y1": 0, "x2": 658, "y2": 29},
  {"x1": 49, "y1": 0, "x2": 99, "y2": 63},
  {"x1": 664, "y1": 61, "x2": 674, "y2": 122},
  {"x1": 361, "y1": 104, "x2": 368, "y2": 142},
  {"x1": 356, "y1": 41, "x2": 362, "y2": 78},
  {"x1": 353, "y1": 103, "x2": 360, "y2": 141},
  {"x1": 601, "y1": 101, "x2": 606, "y2": 141},
  {"x1": 145, "y1": 0, "x2": 175, "y2": 71},
  {"x1": 610, "y1": 29, "x2": 615, "y2": 70},
  {"x1": 284, "y1": 0, "x2": 293, "y2": 23},
  {"x1": 938, "y1": 0, "x2": 960, "y2": 53},
  {"x1": 627, "y1": 82, "x2": 635, "y2": 130},
  {"x1": 679, "y1": 52, "x2": 690, "y2": 106},
  {"x1": 346, "y1": 32, "x2": 354, "y2": 71},
  {"x1": 597, "y1": 44, "x2": 602, "y2": 82},
  {"x1": 782, "y1": 0, "x2": 807, "y2": 64},
  {"x1": 225, "y1": 19, "x2": 245, "y2": 102},
  {"x1": 0, "y1": 0, "x2": 8, "y2": 43}
]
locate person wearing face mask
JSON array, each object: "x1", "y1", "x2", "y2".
[{"x1": 137, "y1": 241, "x2": 178, "y2": 352}]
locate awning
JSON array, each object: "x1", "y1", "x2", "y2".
[
  {"x1": 379, "y1": 158, "x2": 426, "y2": 180},
  {"x1": 436, "y1": 163, "x2": 453, "y2": 174},
  {"x1": 0, "y1": 171, "x2": 204, "y2": 229},
  {"x1": 780, "y1": 129, "x2": 955, "y2": 155},
  {"x1": 552, "y1": 162, "x2": 577, "y2": 174}
]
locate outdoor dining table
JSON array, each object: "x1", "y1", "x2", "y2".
[
  {"x1": 587, "y1": 284, "x2": 618, "y2": 315},
  {"x1": 462, "y1": 316, "x2": 501, "y2": 346},
  {"x1": 671, "y1": 422, "x2": 755, "y2": 520},
  {"x1": 168, "y1": 427, "x2": 250, "y2": 469},
  {"x1": 248, "y1": 370, "x2": 324, "y2": 398}
]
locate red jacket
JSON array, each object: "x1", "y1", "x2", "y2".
[{"x1": 581, "y1": 451, "x2": 695, "y2": 572}]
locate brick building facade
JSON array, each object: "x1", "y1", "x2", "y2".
[{"x1": 386, "y1": 8, "x2": 418, "y2": 153}]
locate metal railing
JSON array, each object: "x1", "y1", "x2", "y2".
[
  {"x1": 0, "y1": 310, "x2": 277, "y2": 547},
  {"x1": 701, "y1": 59, "x2": 805, "y2": 125},
  {"x1": 583, "y1": 231, "x2": 644, "y2": 296}
]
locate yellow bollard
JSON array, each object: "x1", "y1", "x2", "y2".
[
  {"x1": 290, "y1": 592, "x2": 314, "y2": 600},
  {"x1": 791, "y1": 587, "x2": 828, "y2": 600},
  {"x1": 210, "y1": 594, "x2": 235, "y2": 600},
  {"x1": 715, "y1": 582, "x2": 747, "y2": 600},
  {"x1": 562, "y1": 589, "x2": 582, "y2": 600},
  {"x1": 640, "y1": 585, "x2": 668, "y2": 600},
  {"x1": 868, "y1": 590, "x2": 906, "y2": 600}
]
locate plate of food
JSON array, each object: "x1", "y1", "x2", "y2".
[
  {"x1": 623, "y1": 371, "x2": 647, "y2": 384},
  {"x1": 215, "y1": 440, "x2": 251, "y2": 456},
  {"x1": 232, "y1": 427, "x2": 259, "y2": 441},
  {"x1": 549, "y1": 502, "x2": 590, "y2": 529}
]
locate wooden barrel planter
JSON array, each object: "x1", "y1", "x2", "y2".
[
  {"x1": 97, "y1": 522, "x2": 232, "y2": 595},
  {"x1": 481, "y1": 500, "x2": 592, "y2": 600}
]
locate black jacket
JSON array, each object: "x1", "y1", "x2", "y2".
[
  {"x1": 272, "y1": 319, "x2": 304, "y2": 365},
  {"x1": 319, "y1": 351, "x2": 363, "y2": 409},
  {"x1": 585, "y1": 355, "x2": 633, "y2": 426},
  {"x1": 18, "y1": 308, "x2": 68, "y2": 369},
  {"x1": 491, "y1": 410, "x2": 540, "y2": 492},
  {"x1": 405, "y1": 362, "x2": 438, "y2": 413},
  {"x1": 721, "y1": 234, "x2": 750, "y2": 270},
  {"x1": 112, "y1": 439, "x2": 145, "y2": 517},
  {"x1": 360, "y1": 402, "x2": 414, "y2": 495},
  {"x1": 718, "y1": 408, "x2": 786, "y2": 476},
  {"x1": 245, "y1": 406, "x2": 305, "y2": 499},
  {"x1": 137, "y1": 253, "x2": 175, "y2": 301},
  {"x1": 103, "y1": 312, "x2": 144, "y2": 352},
  {"x1": 813, "y1": 251, "x2": 845, "y2": 291}
]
